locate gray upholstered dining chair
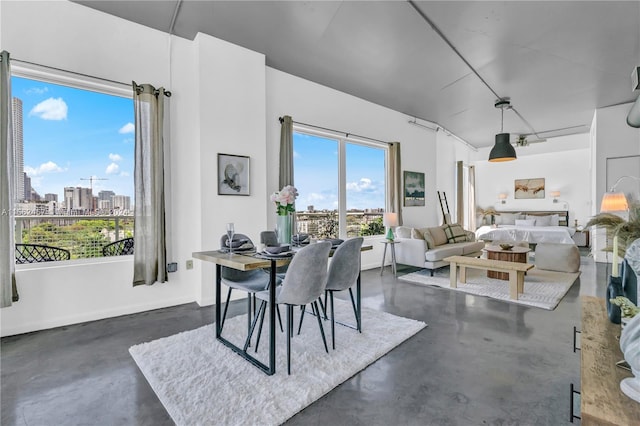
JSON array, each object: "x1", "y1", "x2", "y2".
[
  {"x1": 260, "y1": 230, "x2": 288, "y2": 278},
  {"x1": 219, "y1": 233, "x2": 281, "y2": 335},
  {"x1": 323, "y1": 237, "x2": 364, "y2": 349},
  {"x1": 247, "y1": 241, "x2": 332, "y2": 375}
]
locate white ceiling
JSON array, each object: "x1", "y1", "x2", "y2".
[{"x1": 74, "y1": 0, "x2": 640, "y2": 148}]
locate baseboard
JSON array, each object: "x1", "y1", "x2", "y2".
[{"x1": 1, "y1": 296, "x2": 195, "y2": 337}]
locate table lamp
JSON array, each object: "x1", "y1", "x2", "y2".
[{"x1": 383, "y1": 212, "x2": 399, "y2": 241}]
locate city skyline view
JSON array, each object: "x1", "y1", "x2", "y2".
[{"x1": 12, "y1": 76, "x2": 134, "y2": 202}]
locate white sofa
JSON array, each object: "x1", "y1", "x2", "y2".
[{"x1": 394, "y1": 224, "x2": 485, "y2": 276}]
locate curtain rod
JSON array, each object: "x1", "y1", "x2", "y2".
[
  {"x1": 278, "y1": 117, "x2": 391, "y2": 145},
  {"x1": 11, "y1": 58, "x2": 171, "y2": 97}
]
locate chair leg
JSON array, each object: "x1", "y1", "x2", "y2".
[
  {"x1": 244, "y1": 300, "x2": 265, "y2": 352},
  {"x1": 348, "y1": 288, "x2": 359, "y2": 330},
  {"x1": 276, "y1": 305, "x2": 284, "y2": 333},
  {"x1": 317, "y1": 296, "x2": 328, "y2": 320},
  {"x1": 330, "y1": 291, "x2": 336, "y2": 350},
  {"x1": 254, "y1": 301, "x2": 268, "y2": 353},
  {"x1": 247, "y1": 295, "x2": 253, "y2": 338},
  {"x1": 323, "y1": 290, "x2": 328, "y2": 317},
  {"x1": 312, "y1": 301, "x2": 329, "y2": 353},
  {"x1": 297, "y1": 305, "x2": 306, "y2": 335},
  {"x1": 287, "y1": 305, "x2": 292, "y2": 375},
  {"x1": 220, "y1": 287, "x2": 233, "y2": 332}
]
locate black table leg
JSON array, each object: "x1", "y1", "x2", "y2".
[{"x1": 216, "y1": 264, "x2": 222, "y2": 338}]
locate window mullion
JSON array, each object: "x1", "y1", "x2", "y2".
[{"x1": 338, "y1": 139, "x2": 347, "y2": 239}]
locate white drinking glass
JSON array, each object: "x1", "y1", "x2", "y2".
[{"x1": 226, "y1": 223, "x2": 235, "y2": 254}]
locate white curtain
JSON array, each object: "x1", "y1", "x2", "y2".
[
  {"x1": 1, "y1": 51, "x2": 17, "y2": 306},
  {"x1": 132, "y1": 82, "x2": 168, "y2": 286},
  {"x1": 388, "y1": 142, "x2": 403, "y2": 225},
  {"x1": 468, "y1": 165, "x2": 477, "y2": 231}
]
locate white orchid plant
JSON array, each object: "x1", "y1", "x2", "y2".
[{"x1": 270, "y1": 185, "x2": 298, "y2": 216}]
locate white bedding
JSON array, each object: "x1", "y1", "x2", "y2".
[{"x1": 475, "y1": 225, "x2": 576, "y2": 244}]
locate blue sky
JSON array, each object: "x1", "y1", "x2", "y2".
[
  {"x1": 12, "y1": 76, "x2": 134, "y2": 201},
  {"x1": 293, "y1": 132, "x2": 385, "y2": 211}
]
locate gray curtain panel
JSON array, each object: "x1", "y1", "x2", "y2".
[
  {"x1": 278, "y1": 115, "x2": 296, "y2": 235},
  {"x1": 468, "y1": 165, "x2": 477, "y2": 231},
  {"x1": 132, "y1": 82, "x2": 167, "y2": 286},
  {"x1": 0, "y1": 51, "x2": 18, "y2": 306},
  {"x1": 388, "y1": 142, "x2": 403, "y2": 226}
]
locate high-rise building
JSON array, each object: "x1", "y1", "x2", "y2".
[
  {"x1": 64, "y1": 186, "x2": 93, "y2": 212},
  {"x1": 112, "y1": 195, "x2": 131, "y2": 212},
  {"x1": 44, "y1": 193, "x2": 58, "y2": 202},
  {"x1": 23, "y1": 172, "x2": 30, "y2": 201},
  {"x1": 12, "y1": 97, "x2": 24, "y2": 202},
  {"x1": 98, "y1": 190, "x2": 115, "y2": 201}
]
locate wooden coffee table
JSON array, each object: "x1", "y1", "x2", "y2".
[{"x1": 483, "y1": 245, "x2": 531, "y2": 280}]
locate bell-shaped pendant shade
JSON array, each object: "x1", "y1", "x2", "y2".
[
  {"x1": 627, "y1": 94, "x2": 640, "y2": 128},
  {"x1": 488, "y1": 133, "x2": 517, "y2": 162}
]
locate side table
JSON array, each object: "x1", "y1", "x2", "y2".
[
  {"x1": 380, "y1": 240, "x2": 399, "y2": 276},
  {"x1": 483, "y1": 245, "x2": 530, "y2": 280}
]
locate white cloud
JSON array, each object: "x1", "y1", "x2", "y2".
[
  {"x1": 26, "y1": 87, "x2": 48, "y2": 95},
  {"x1": 123, "y1": 138, "x2": 134, "y2": 144},
  {"x1": 109, "y1": 153, "x2": 123, "y2": 162},
  {"x1": 29, "y1": 98, "x2": 68, "y2": 120},
  {"x1": 346, "y1": 178, "x2": 373, "y2": 192},
  {"x1": 119, "y1": 171, "x2": 130, "y2": 177},
  {"x1": 307, "y1": 193, "x2": 325, "y2": 202},
  {"x1": 119, "y1": 122, "x2": 135, "y2": 134},
  {"x1": 293, "y1": 150, "x2": 300, "y2": 158},
  {"x1": 105, "y1": 163, "x2": 119, "y2": 174},
  {"x1": 24, "y1": 161, "x2": 64, "y2": 176}
]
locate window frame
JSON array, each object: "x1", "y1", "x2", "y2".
[
  {"x1": 293, "y1": 124, "x2": 389, "y2": 239},
  {"x1": 11, "y1": 65, "x2": 135, "y2": 266}
]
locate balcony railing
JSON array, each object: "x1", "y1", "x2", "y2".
[{"x1": 15, "y1": 214, "x2": 134, "y2": 260}]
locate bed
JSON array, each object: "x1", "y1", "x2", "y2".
[{"x1": 475, "y1": 210, "x2": 575, "y2": 245}]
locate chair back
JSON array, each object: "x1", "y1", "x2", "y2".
[
  {"x1": 219, "y1": 233, "x2": 254, "y2": 280},
  {"x1": 102, "y1": 237, "x2": 135, "y2": 256},
  {"x1": 278, "y1": 241, "x2": 332, "y2": 305},
  {"x1": 15, "y1": 244, "x2": 70, "y2": 264},
  {"x1": 260, "y1": 231, "x2": 278, "y2": 246},
  {"x1": 326, "y1": 237, "x2": 364, "y2": 291}
]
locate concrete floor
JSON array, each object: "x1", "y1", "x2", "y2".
[{"x1": 1, "y1": 255, "x2": 607, "y2": 426}]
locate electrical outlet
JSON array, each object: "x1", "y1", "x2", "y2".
[{"x1": 186, "y1": 259, "x2": 194, "y2": 270}]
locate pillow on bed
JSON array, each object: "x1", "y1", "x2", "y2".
[
  {"x1": 497, "y1": 212, "x2": 523, "y2": 225},
  {"x1": 550, "y1": 214, "x2": 560, "y2": 226},
  {"x1": 515, "y1": 219, "x2": 536, "y2": 227},
  {"x1": 533, "y1": 215, "x2": 552, "y2": 226}
]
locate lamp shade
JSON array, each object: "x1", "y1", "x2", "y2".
[
  {"x1": 488, "y1": 133, "x2": 517, "y2": 162},
  {"x1": 383, "y1": 212, "x2": 399, "y2": 227},
  {"x1": 498, "y1": 193, "x2": 507, "y2": 200},
  {"x1": 550, "y1": 191, "x2": 561, "y2": 198},
  {"x1": 600, "y1": 192, "x2": 629, "y2": 212}
]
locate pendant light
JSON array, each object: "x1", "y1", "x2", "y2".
[{"x1": 489, "y1": 99, "x2": 517, "y2": 162}]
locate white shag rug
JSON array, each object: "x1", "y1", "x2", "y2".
[
  {"x1": 129, "y1": 299, "x2": 426, "y2": 426},
  {"x1": 398, "y1": 267, "x2": 580, "y2": 310}
]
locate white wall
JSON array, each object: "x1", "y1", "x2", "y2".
[
  {"x1": 591, "y1": 102, "x2": 640, "y2": 262},
  {"x1": 265, "y1": 69, "x2": 439, "y2": 269},
  {"x1": 473, "y1": 133, "x2": 592, "y2": 229}
]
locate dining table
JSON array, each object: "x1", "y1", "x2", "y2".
[{"x1": 193, "y1": 242, "x2": 372, "y2": 375}]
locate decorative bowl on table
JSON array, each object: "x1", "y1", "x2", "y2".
[
  {"x1": 265, "y1": 244, "x2": 290, "y2": 254},
  {"x1": 499, "y1": 243, "x2": 514, "y2": 251}
]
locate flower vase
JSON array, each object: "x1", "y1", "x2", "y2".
[{"x1": 277, "y1": 214, "x2": 292, "y2": 245}]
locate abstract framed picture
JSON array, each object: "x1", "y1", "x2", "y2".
[
  {"x1": 218, "y1": 153, "x2": 250, "y2": 196},
  {"x1": 514, "y1": 178, "x2": 545, "y2": 199},
  {"x1": 403, "y1": 171, "x2": 425, "y2": 206}
]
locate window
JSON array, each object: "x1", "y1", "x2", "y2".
[
  {"x1": 11, "y1": 75, "x2": 134, "y2": 260},
  {"x1": 293, "y1": 128, "x2": 387, "y2": 238}
]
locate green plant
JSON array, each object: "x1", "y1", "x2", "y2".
[
  {"x1": 360, "y1": 217, "x2": 384, "y2": 236},
  {"x1": 585, "y1": 203, "x2": 640, "y2": 256},
  {"x1": 609, "y1": 296, "x2": 640, "y2": 318}
]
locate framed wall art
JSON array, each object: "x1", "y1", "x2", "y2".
[
  {"x1": 403, "y1": 171, "x2": 425, "y2": 206},
  {"x1": 514, "y1": 178, "x2": 545, "y2": 199},
  {"x1": 218, "y1": 153, "x2": 250, "y2": 196}
]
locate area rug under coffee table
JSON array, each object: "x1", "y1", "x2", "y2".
[
  {"x1": 398, "y1": 267, "x2": 579, "y2": 310},
  {"x1": 129, "y1": 299, "x2": 426, "y2": 426}
]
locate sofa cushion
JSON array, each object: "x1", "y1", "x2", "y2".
[
  {"x1": 425, "y1": 244, "x2": 464, "y2": 262},
  {"x1": 443, "y1": 223, "x2": 468, "y2": 243},
  {"x1": 395, "y1": 226, "x2": 412, "y2": 239},
  {"x1": 411, "y1": 228, "x2": 424, "y2": 239},
  {"x1": 428, "y1": 226, "x2": 448, "y2": 246},
  {"x1": 420, "y1": 228, "x2": 436, "y2": 249},
  {"x1": 460, "y1": 240, "x2": 485, "y2": 255}
]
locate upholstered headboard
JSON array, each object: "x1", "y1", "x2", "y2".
[{"x1": 492, "y1": 210, "x2": 570, "y2": 227}]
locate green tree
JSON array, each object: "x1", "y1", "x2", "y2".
[{"x1": 360, "y1": 217, "x2": 384, "y2": 236}]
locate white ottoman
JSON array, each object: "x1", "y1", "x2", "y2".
[{"x1": 535, "y1": 243, "x2": 580, "y2": 273}]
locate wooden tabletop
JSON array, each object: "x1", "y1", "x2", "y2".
[{"x1": 580, "y1": 296, "x2": 640, "y2": 425}]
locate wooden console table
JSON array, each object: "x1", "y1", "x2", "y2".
[{"x1": 580, "y1": 296, "x2": 640, "y2": 424}]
